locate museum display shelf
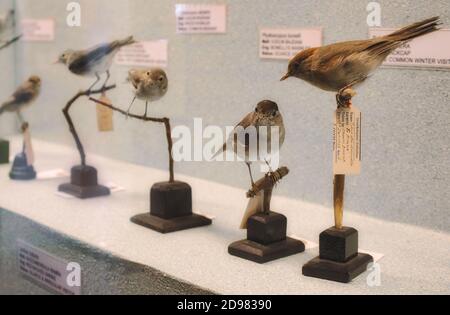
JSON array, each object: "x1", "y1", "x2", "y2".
[{"x1": 0, "y1": 136, "x2": 449, "y2": 295}]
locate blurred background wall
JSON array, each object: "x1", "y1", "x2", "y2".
[
  {"x1": 3, "y1": 0, "x2": 449, "y2": 232},
  {"x1": 0, "y1": 0, "x2": 17, "y2": 135}
]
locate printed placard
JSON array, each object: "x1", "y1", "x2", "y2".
[
  {"x1": 176, "y1": 4, "x2": 227, "y2": 34},
  {"x1": 21, "y1": 19, "x2": 55, "y2": 41},
  {"x1": 115, "y1": 40, "x2": 168, "y2": 68},
  {"x1": 333, "y1": 107, "x2": 362, "y2": 175},
  {"x1": 369, "y1": 28, "x2": 450, "y2": 70},
  {"x1": 17, "y1": 239, "x2": 81, "y2": 295},
  {"x1": 96, "y1": 94, "x2": 114, "y2": 132},
  {"x1": 260, "y1": 28, "x2": 322, "y2": 60}
]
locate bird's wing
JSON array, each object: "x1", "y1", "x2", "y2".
[
  {"x1": 11, "y1": 82, "x2": 35, "y2": 104},
  {"x1": 312, "y1": 40, "x2": 377, "y2": 71},
  {"x1": 211, "y1": 112, "x2": 256, "y2": 159},
  {"x1": 69, "y1": 43, "x2": 115, "y2": 73}
]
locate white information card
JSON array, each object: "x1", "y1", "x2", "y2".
[
  {"x1": 21, "y1": 19, "x2": 55, "y2": 41},
  {"x1": 369, "y1": 28, "x2": 450, "y2": 70},
  {"x1": 115, "y1": 40, "x2": 168, "y2": 68},
  {"x1": 260, "y1": 28, "x2": 322, "y2": 60},
  {"x1": 17, "y1": 239, "x2": 81, "y2": 295},
  {"x1": 176, "y1": 4, "x2": 227, "y2": 34}
]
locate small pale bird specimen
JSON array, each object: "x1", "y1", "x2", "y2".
[
  {"x1": 126, "y1": 68, "x2": 168, "y2": 117},
  {"x1": 281, "y1": 16, "x2": 441, "y2": 107},
  {"x1": 0, "y1": 76, "x2": 41, "y2": 121},
  {"x1": 56, "y1": 36, "x2": 136, "y2": 91},
  {"x1": 213, "y1": 100, "x2": 285, "y2": 186}
]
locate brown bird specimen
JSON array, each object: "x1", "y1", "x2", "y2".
[{"x1": 281, "y1": 17, "x2": 442, "y2": 107}]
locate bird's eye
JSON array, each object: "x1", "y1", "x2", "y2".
[
  {"x1": 255, "y1": 108, "x2": 258, "y2": 112},
  {"x1": 146, "y1": 72, "x2": 150, "y2": 76},
  {"x1": 272, "y1": 111, "x2": 277, "y2": 117},
  {"x1": 158, "y1": 76, "x2": 164, "y2": 82}
]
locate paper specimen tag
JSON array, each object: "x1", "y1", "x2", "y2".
[
  {"x1": 17, "y1": 239, "x2": 81, "y2": 295},
  {"x1": 37, "y1": 169, "x2": 70, "y2": 180},
  {"x1": 23, "y1": 127, "x2": 35, "y2": 166},
  {"x1": 21, "y1": 19, "x2": 55, "y2": 41},
  {"x1": 368, "y1": 28, "x2": 450, "y2": 70},
  {"x1": 176, "y1": 4, "x2": 227, "y2": 34},
  {"x1": 260, "y1": 28, "x2": 322, "y2": 60},
  {"x1": 115, "y1": 40, "x2": 168, "y2": 68},
  {"x1": 96, "y1": 95, "x2": 113, "y2": 132},
  {"x1": 333, "y1": 107, "x2": 362, "y2": 175}
]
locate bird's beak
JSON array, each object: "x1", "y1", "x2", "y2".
[{"x1": 280, "y1": 73, "x2": 290, "y2": 81}]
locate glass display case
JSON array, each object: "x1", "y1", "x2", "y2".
[{"x1": 0, "y1": 0, "x2": 449, "y2": 297}]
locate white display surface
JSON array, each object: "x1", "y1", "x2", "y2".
[{"x1": 1, "y1": 137, "x2": 449, "y2": 294}]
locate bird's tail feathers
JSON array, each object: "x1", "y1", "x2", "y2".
[
  {"x1": 369, "y1": 16, "x2": 441, "y2": 57},
  {"x1": 387, "y1": 16, "x2": 441, "y2": 42},
  {"x1": 211, "y1": 142, "x2": 227, "y2": 160},
  {"x1": 114, "y1": 36, "x2": 136, "y2": 49}
]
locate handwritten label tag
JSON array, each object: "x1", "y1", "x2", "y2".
[
  {"x1": 369, "y1": 28, "x2": 450, "y2": 70},
  {"x1": 115, "y1": 40, "x2": 168, "y2": 68},
  {"x1": 333, "y1": 107, "x2": 362, "y2": 175},
  {"x1": 96, "y1": 95, "x2": 113, "y2": 132},
  {"x1": 176, "y1": 4, "x2": 227, "y2": 34},
  {"x1": 21, "y1": 19, "x2": 55, "y2": 41},
  {"x1": 260, "y1": 28, "x2": 322, "y2": 60},
  {"x1": 17, "y1": 239, "x2": 81, "y2": 295}
]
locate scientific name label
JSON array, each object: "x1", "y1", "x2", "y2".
[
  {"x1": 260, "y1": 28, "x2": 322, "y2": 60},
  {"x1": 176, "y1": 4, "x2": 227, "y2": 34},
  {"x1": 21, "y1": 19, "x2": 55, "y2": 41},
  {"x1": 115, "y1": 40, "x2": 168, "y2": 68}
]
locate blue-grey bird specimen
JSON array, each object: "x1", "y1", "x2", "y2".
[
  {"x1": 281, "y1": 17, "x2": 441, "y2": 106},
  {"x1": 56, "y1": 36, "x2": 136, "y2": 91}
]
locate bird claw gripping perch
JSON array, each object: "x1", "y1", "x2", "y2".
[
  {"x1": 336, "y1": 88, "x2": 356, "y2": 108},
  {"x1": 246, "y1": 167, "x2": 290, "y2": 199}
]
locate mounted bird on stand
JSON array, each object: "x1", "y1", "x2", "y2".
[{"x1": 285, "y1": 16, "x2": 442, "y2": 283}]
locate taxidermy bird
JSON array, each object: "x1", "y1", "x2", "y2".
[
  {"x1": 212, "y1": 100, "x2": 285, "y2": 186},
  {"x1": 56, "y1": 36, "x2": 136, "y2": 91},
  {"x1": 126, "y1": 68, "x2": 168, "y2": 117},
  {"x1": 0, "y1": 76, "x2": 41, "y2": 121},
  {"x1": 281, "y1": 16, "x2": 441, "y2": 107}
]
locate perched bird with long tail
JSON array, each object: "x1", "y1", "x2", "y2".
[{"x1": 281, "y1": 17, "x2": 442, "y2": 106}]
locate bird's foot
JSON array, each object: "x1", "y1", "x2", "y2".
[{"x1": 336, "y1": 88, "x2": 356, "y2": 108}]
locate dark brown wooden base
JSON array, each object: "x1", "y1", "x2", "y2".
[
  {"x1": 131, "y1": 213, "x2": 212, "y2": 234},
  {"x1": 229, "y1": 237, "x2": 305, "y2": 264},
  {"x1": 302, "y1": 253, "x2": 373, "y2": 283},
  {"x1": 0, "y1": 139, "x2": 9, "y2": 165},
  {"x1": 130, "y1": 181, "x2": 212, "y2": 234},
  {"x1": 58, "y1": 165, "x2": 110, "y2": 199}
]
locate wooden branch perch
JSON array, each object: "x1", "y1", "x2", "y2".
[
  {"x1": 333, "y1": 101, "x2": 345, "y2": 229},
  {"x1": 0, "y1": 34, "x2": 22, "y2": 51},
  {"x1": 247, "y1": 167, "x2": 289, "y2": 199},
  {"x1": 89, "y1": 97, "x2": 175, "y2": 183},
  {"x1": 63, "y1": 85, "x2": 116, "y2": 166}
]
